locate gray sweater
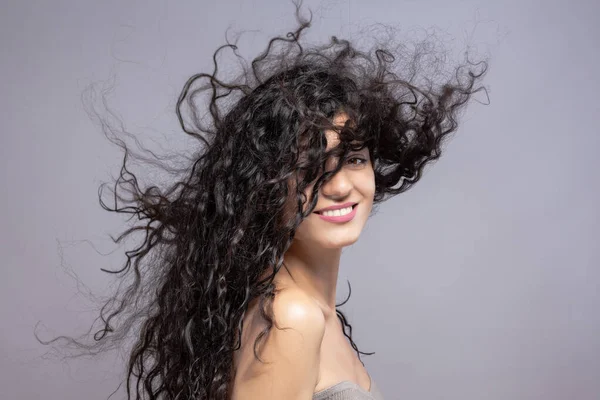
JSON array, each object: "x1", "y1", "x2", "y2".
[{"x1": 312, "y1": 379, "x2": 384, "y2": 400}]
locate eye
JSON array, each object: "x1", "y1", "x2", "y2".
[{"x1": 347, "y1": 156, "x2": 368, "y2": 166}]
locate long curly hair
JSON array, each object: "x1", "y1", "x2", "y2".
[{"x1": 38, "y1": 2, "x2": 488, "y2": 399}]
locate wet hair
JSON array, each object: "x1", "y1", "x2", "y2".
[{"x1": 38, "y1": 2, "x2": 488, "y2": 400}]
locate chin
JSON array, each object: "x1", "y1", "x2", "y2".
[{"x1": 319, "y1": 233, "x2": 361, "y2": 249}]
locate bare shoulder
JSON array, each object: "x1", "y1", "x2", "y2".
[
  {"x1": 230, "y1": 288, "x2": 326, "y2": 400},
  {"x1": 271, "y1": 287, "x2": 326, "y2": 340}
]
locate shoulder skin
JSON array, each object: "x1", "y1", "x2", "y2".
[{"x1": 230, "y1": 288, "x2": 326, "y2": 400}]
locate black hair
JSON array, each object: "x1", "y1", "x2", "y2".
[{"x1": 37, "y1": 2, "x2": 488, "y2": 399}]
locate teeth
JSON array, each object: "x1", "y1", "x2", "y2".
[{"x1": 321, "y1": 206, "x2": 353, "y2": 217}]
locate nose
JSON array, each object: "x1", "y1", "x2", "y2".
[{"x1": 320, "y1": 165, "x2": 352, "y2": 200}]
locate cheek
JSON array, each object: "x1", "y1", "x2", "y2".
[
  {"x1": 292, "y1": 213, "x2": 316, "y2": 242},
  {"x1": 361, "y1": 169, "x2": 376, "y2": 200},
  {"x1": 280, "y1": 180, "x2": 316, "y2": 227},
  {"x1": 300, "y1": 183, "x2": 317, "y2": 213}
]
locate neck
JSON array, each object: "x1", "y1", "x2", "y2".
[{"x1": 281, "y1": 239, "x2": 342, "y2": 313}]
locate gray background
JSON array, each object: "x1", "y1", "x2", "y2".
[{"x1": 1, "y1": 0, "x2": 599, "y2": 399}]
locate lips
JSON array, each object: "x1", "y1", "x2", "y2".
[{"x1": 314, "y1": 203, "x2": 358, "y2": 214}]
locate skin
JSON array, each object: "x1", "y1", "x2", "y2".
[{"x1": 230, "y1": 113, "x2": 376, "y2": 400}]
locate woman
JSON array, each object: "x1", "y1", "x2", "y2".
[
  {"x1": 41, "y1": 3, "x2": 488, "y2": 400},
  {"x1": 230, "y1": 110, "x2": 381, "y2": 399}
]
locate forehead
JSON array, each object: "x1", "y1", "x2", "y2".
[
  {"x1": 297, "y1": 112, "x2": 356, "y2": 156},
  {"x1": 323, "y1": 112, "x2": 350, "y2": 151}
]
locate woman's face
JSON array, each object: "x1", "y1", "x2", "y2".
[{"x1": 292, "y1": 113, "x2": 375, "y2": 249}]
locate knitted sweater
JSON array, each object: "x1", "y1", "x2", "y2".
[{"x1": 312, "y1": 379, "x2": 384, "y2": 400}]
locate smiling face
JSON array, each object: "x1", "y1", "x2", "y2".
[{"x1": 291, "y1": 113, "x2": 376, "y2": 249}]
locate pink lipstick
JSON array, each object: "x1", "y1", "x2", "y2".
[{"x1": 314, "y1": 203, "x2": 358, "y2": 223}]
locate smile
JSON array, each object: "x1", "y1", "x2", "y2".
[{"x1": 314, "y1": 204, "x2": 358, "y2": 223}]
